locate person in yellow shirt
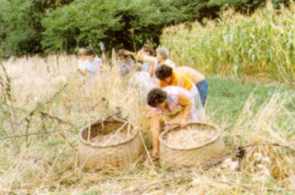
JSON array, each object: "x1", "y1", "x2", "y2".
[
  {"x1": 155, "y1": 65, "x2": 193, "y2": 91},
  {"x1": 176, "y1": 66, "x2": 208, "y2": 106},
  {"x1": 155, "y1": 65, "x2": 208, "y2": 106}
]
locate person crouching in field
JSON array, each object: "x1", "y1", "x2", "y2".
[
  {"x1": 147, "y1": 87, "x2": 198, "y2": 158},
  {"x1": 156, "y1": 65, "x2": 194, "y2": 93},
  {"x1": 176, "y1": 66, "x2": 208, "y2": 106},
  {"x1": 155, "y1": 65, "x2": 205, "y2": 120},
  {"x1": 78, "y1": 48, "x2": 101, "y2": 78}
]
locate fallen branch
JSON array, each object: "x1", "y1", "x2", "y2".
[
  {"x1": 40, "y1": 111, "x2": 75, "y2": 127},
  {"x1": 0, "y1": 128, "x2": 76, "y2": 141},
  {"x1": 17, "y1": 83, "x2": 68, "y2": 127}
]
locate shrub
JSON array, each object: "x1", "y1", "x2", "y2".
[
  {"x1": 0, "y1": 0, "x2": 37, "y2": 56},
  {"x1": 0, "y1": 0, "x2": 72, "y2": 56},
  {"x1": 0, "y1": 0, "x2": 291, "y2": 56},
  {"x1": 41, "y1": 0, "x2": 194, "y2": 53}
]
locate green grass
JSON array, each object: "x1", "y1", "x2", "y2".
[{"x1": 207, "y1": 76, "x2": 293, "y2": 124}]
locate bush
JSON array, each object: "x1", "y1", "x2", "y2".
[
  {"x1": 41, "y1": 0, "x2": 195, "y2": 53},
  {"x1": 161, "y1": 3, "x2": 295, "y2": 82},
  {"x1": 0, "y1": 0, "x2": 37, "y2": 56},
  {"x1": 0, "y1": 0, "x2": 72, "y2": 56},
  {"x1": 0, "y1": 0, "x2": 291, "y2": 56}
]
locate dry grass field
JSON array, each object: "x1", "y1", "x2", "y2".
[{"x1": 0, "y1": 55, "x2": 295, "y2": 194}]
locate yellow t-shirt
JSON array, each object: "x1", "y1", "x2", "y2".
[
  {"x1": 176, "y1": 66, "x2": 205, "y2": 84},
  {"x1": 160, "y1": 72, "x2": 193, "y2": 90}
]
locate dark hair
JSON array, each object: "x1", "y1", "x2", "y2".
[
  {"x1": 118, "y1": 49, "x2": 128, "y2": 57},
  {"x1": 147, "y1": 88, "x2": 167, "y2": 107},
  {"x1": 143, "y1": 44, "x2": 155, "y2": 56},
  {"x1": 78, "y1": 48, "x2": 96, "y2": 56},
  {"x1": 118, "y1": 49, "x2": 135, "y2": 60},
  {"x1": 155, "y1": 65, "x2": 173, "y2": 80}
]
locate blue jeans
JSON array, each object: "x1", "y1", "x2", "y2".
[{"x1": 196, "y1": 80, "x2": 208, "y2": 106}]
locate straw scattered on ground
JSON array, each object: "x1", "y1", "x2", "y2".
[
  {"x1": 0, "y1": 55, "x2": 295, "y2": 194},
  {"x1": 164, "y1": 127, "x2": 216, "y2": 149}
]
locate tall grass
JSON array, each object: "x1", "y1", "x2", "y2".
[
  {"x1": 1, "y1": 55, "x2": 295, "y2": 193},
  {"x1": 161, "y1": 3, "x2": 295, "y2": 83}
]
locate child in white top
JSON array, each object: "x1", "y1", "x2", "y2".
[
  {"x1": 147, "y1": 86, "x2": 199, "y2": 158},
  {"x1": 78, "y1": 48, "x2": 101, "y2": 78}
]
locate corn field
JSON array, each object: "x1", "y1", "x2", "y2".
[{"x1": 161, "y1": 3, "x2": 295, "y2": 83}]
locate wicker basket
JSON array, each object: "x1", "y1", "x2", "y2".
[
  {"x1": 159, "y1": 122, "x2": 224, "y2": 168},
  {"x1": 78, "y1": 118, "x2": 143, "y2": 170}
]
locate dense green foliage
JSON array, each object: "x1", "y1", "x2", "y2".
[
  {"x1": 0, "y1": 0, "x2": 72, "y2": 56},
  {"x1": 161, "y1": 4, "x2": 295, "y2": 82},
  {"x1": 0, "y1": 0, "x2": 291, "y2": 56},
  {"x1": 41, "y1": 0, "x2": 191, "y2": 52}
]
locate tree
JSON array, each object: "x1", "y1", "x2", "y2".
[{"x1": 0, "y1": 0, "x2": 73, "y2": 56}]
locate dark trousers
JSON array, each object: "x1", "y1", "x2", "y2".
[{"x1": 196, "y1": 79, "x2": 208, "y2": 106}]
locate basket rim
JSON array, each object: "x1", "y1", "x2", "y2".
[
  {"x1": 159, "y1": 122, "x2": 222, "y2": 151},
  {"x1": 79, "y1": 118, "x2": 139, "y2": 148}
]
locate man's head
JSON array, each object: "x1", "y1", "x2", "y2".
[
  {"x1": 143, "y1": 44, "x2": 155, "y2": 56},
  {"x1": 147, "y1": 88, "x2": 167, "y2": 108},
  {"x1": 155, "y1": 65, "x2": 173, "y2": 83},
  {"x1": 118, "y1": 49, "x2": 129, "y2": 59},
  {"x1": 156, "y1": 47, "x2": 169, "y2": 62},
  {"x1": 118, "y1": 49, "x2": 135, "y2": 61},
  {"x1": 78, "y1": 48, "x2": 96, "y2": 58}
]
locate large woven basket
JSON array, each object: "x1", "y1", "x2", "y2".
[
  {"x1": 78, "y1": 118, "x2": 143, "y2": 170},
  {"x1": 159, "y1": 122, "x2": 224, "y2": 168}
]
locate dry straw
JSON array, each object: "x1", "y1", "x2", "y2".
[
  {"x1": 160, "y1": 123, "x2": 225, "y2": 168},
  {"x1": 0, "y1": 53, "x2": 295, "y2": 194}
]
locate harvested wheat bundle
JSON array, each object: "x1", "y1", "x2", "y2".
[
  {"x1": 160, "y1": 123, "x2": 224, "y2": 168},
  {"x1": 91, "y1": 132, "x2": 128, "y2": 146},
  {"x1": 165, "y1": 126, "x2": 216, "y2": 149},
  {"x1": 79, "y1": 118, "x2": 143, "y2": 170}
]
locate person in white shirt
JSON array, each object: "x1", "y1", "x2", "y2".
[
  {"x1": 78, "y1": 48, "x2": 101, "y2": 78},
  {"x1": 147, "y1": 87, "x2": 198, "y2": 158},
  {"x1": 117, "y1": 49, "x2": 135, "y2": 76}
]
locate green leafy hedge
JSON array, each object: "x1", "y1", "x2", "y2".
[
  {"x1": 0, "y1": 0, "x2": 291, "y2": 56},
  {"x1": 0, "y1": 0, "x2": 72, "y2": 56},
  {"x1": 41, "y1": 0, "x2": 194, "y2": 53}
]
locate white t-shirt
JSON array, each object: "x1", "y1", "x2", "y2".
[
  {"x1": 163, "y1": 86, "x2": 198, "y2": 121},
  {"x1": 78, "y1": 57, "x2": 101, "y2": 76},
  {"x1": 141, "y1": 55, "x2": 158, "y2": 73}
]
